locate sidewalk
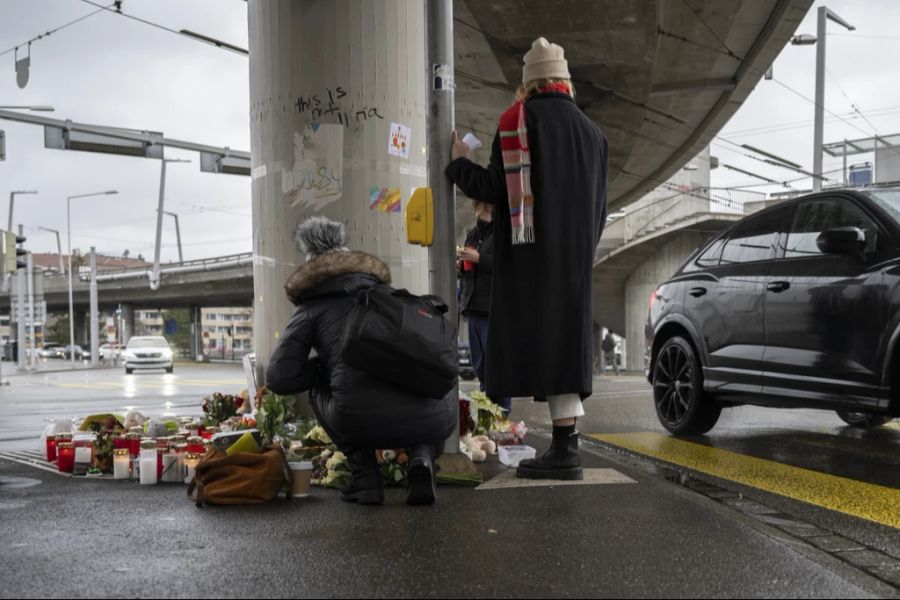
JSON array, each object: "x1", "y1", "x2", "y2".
[{"x1": 0, "y1": 431, "x2": 888, "y2": 598}]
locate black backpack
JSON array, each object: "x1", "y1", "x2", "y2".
[{"x1": 340, "y1": 285, "x2": 458, "y2": 398}]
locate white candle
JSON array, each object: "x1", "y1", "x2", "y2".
[
  {"x1": 161, "y1": 454, "x2": 179, "y2": 483},
  {"x1": 139, "y1": 441, "x2": 157, "y2": 485},
  {"x1": 183, "y1": 454, "x2": 200, "y2": 485},
  {"x1": 113, "y1": 449, "x2": 130, "y2": 480}
]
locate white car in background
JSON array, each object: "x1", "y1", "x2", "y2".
[{"x1": 122, "y1": 336, "x2": 174, "y2": 374}]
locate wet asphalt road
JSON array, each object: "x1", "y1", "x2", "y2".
[{"x1": 0, "y1": 363, "x2": 897, "y2": 597}]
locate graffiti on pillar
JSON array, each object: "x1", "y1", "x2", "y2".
[
  {"x1": 295, "y1": 86, "x2": 385, "y2": 129},
  {"x1": 282, "y1": 123, "x2": 344, "y2": 210},
  {"x1": 368, "y1": 187, "x2": 401, "y2": 213}
]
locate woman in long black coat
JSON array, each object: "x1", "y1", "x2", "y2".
[
  {"x1": 446, "y1": 37, "x2": 608, "y2": 481},
  {"x1": 265, "y1": 217, "x2": 456, "y2": 506}
]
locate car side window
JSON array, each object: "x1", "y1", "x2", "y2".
[
  {"x1": 785, "y1": 198, "x2": 881, "y2": 259},
  {"x1": 720, "y1": 208, "x2": 788, "y2": 265}
]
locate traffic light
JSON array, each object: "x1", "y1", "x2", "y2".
[{"x1": 2, "y1": 230, "x2": 27, "y2": 274}]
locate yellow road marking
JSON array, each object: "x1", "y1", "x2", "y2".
[{"x1": 589, "y1": 432, "x2": 900, "y2": 529}]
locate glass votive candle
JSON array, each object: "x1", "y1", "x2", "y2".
[
  {"x1": 139, "y1": 440, "x2": 157, "y2": 485},
  {"x1": 45, "y1": 434, "x2": 57, "y2": 462},
  {"x1": 183, "y1": 453, "x2": 200, "y2": 485},
  {"x1": 187, "y1": 436, "x2": 205, "y2": 454},
  {"x1": 127, "y1": 428, "x2": 143, "y2": 457},
  {"x1": 57, "y1": 442, "x2": 75, "y2": 473},
  {"x1": 113, "y1": 448, "x2": 131, "y2": 480}
]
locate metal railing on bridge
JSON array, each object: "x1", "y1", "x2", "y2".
[
  {"x1": 596, "y1": 186, "x2": 764, "y2": 262},
  {"x1": 53, "y1": 252, "x2": 255, "y2": 283}
]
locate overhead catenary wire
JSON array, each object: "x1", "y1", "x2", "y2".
[
  {"x1": 77, "y1": 0, "x2": 248, "y2": 56},
  {"x1": 0, "y1": 2, "x2": 114, "y2": 58}
]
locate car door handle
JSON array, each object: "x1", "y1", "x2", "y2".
[
  {"x1": 767, "y1": 281, "x2": 790, "y2": 293},
  {"x1": 689, "y1": 287, "x2": 707, "y2": 297}
]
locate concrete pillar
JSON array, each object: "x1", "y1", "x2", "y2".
[
  {"x1": 120, "y1": 304, "x2": 135, "y2": 347},
  {"x1": 248, "y1": 0, "x2": 429, "y2": 388},
  {"x1": 72, "y1": 311, "x2": 87, "y2": 348},
  {"x1": 190, "y1": 305, "x2": 204, "y2": 361}
]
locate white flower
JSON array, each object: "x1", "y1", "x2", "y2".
[{"x1": 326, "y1": 451, "x2": 347, "y2": 471}]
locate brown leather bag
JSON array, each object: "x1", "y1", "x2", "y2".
[{"x1": 187, "y1": 445, "x2": 294, "y2": 507}]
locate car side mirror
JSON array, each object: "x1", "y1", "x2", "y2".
[{"x1": 816, "y1": 226, "x2": 866, "y2": 258}]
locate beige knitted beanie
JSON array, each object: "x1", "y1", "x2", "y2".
[{"x1": 522, "y1": 37, "x2": 570, "y2": 83}]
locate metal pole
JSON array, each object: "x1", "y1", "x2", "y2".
[
  {"x1": 813, "y1": 6, "x2": 826, "y2": 192},
  {"x1": 7, "y1": 192, "x2": 13, "y2": 233},
  {"x1": 56, "y1": 231, "x2": 63, "y2": 274},
  {"x1": 152, "y1": 160, "x2": 167, "y2": 290},
  {"x1": 67, "y1": 199, "x2": 75, "y2": 366},
  {"x1": 16, "y1": 225, "x2": 25, "y2": 370},
  {"x1": 164, "y1": 211, "x2": 183, "y2": 263},
  {"x1": 26, "y1": 252, "x2": 35, "y2": 369},
  {"x1": 425, "y1": 0, "x2": 458, "y2": 455},
  {"x1": 843, "y1": 140, "x2": 848, "y2": 186},
  {"x1": 173, "y1": 213, "x2": 183, "y2": 263},
  {"x1": 89, "y1": 247, "x2": 99, "y2": 366}
]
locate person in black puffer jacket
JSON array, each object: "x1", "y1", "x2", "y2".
[{"x1": 265, "y1": 217, "x2": 456, "y2": 506}]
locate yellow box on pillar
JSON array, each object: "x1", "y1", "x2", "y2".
[{"x1": 405, "y1": 187, "x2": 433, "y2": 246}]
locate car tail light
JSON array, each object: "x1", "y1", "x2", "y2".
[{"x1": 648, "y1": 289, "x2": 659, "y2": 312}]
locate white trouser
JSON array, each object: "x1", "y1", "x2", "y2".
[{"x1": 547, "y1": 393, "x2": 585, "y2": 421}]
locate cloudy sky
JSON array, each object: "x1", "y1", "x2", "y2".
[{"x1": 1, "y1": 0, "x2": 899, "y2": 261}]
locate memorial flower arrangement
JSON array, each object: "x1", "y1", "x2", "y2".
[{"x1": 202, "y1": 392, "x2": 243, "y2": 425}]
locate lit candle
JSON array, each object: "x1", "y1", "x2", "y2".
[
  {"x1": 113, "y1": 449, "x2": 130, "y2": 480},
  {"x1": 139, "y1": 440, "x2": 157, "y2": 485},
  {"x1": 45, "y1": 434, "x2": 57, "y2": 462},
  {"x1": 183, "y1": 453, "x2": 200, "y2": 485},
  {"x1": 57, "y1": 442, "x2": 75, "y2": 473}
]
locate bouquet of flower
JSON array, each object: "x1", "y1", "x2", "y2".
[
  {"x1": 377, "y1": 449, "x2": 409, "y2": 485},
  {"x1": 202, "y1": 392, "x2": 243, "y2": 425},
  {"x1": 468, "y1": 391, "x2": 506, "y2": 435},
  {"x1": 256, "y1": 389, "x2": 298, "y2": 445}
]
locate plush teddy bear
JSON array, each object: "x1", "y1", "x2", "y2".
[
  {"x1": 461, "y1": 434, "x2": 497, "y2": 463},
  {"x1": 123, "y1": 411, "x2": 148, "y2": 430}
]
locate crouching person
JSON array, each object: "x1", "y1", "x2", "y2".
[{"x1": 265, "y1": 217, "x2": 456, "y2": 506}]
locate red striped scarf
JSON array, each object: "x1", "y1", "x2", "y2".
[{"x1": 498, "y1": 82, "x2": 571, "y2": 245}]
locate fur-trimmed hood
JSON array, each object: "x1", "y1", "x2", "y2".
[{"x1": 285, "y1": 251, "x2": 391, "y2": 304}]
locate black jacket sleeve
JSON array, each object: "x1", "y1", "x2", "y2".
[
  {"x1": 445, "y1": 130, "x2": 506, "y2": 206},
  {"x1": 265, "y1": 305, "x2": 318, "y2": 395}
]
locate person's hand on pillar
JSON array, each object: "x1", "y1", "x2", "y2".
[{"x1": 451, "y1": 130, "x2": 470, "y2": 161}]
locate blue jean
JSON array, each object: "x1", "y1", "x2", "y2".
[{"x1": 467, "y1": 315, "x2": 511, "y2": 415}]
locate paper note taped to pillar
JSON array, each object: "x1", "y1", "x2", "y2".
[
  {"x1": 283, "y1": 123, "x2": 344, "y2": 210},
  {"x1": 388, "y1": 123, "x2": 411, "y2": 159}
]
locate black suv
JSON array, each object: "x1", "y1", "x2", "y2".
[{"x1": 646, "y1": 189, "x2": 900, "y2": 434}]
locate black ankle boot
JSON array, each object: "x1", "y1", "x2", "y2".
[
  {"x1": 406, "y1": 443, "x2": 437, "y2": 506},
  {"x1": 340, "y1": 450, "x2": 384, "y2": 505},
  {"x1": 516, "y1": 425, "x2": 583, "y2": 480}
]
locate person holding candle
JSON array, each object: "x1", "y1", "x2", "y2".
[{"x1": 446, "y1": 37, "x2": 609, "y2": 480}]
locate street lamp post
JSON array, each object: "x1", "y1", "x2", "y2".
[
  {"x1": 151, "y1": 159, "x2": 190, "y2": 290},
  {"x1": 8, "y1": 190, "x2": 37, "y2": 232},
  {"x1": 0, "y1": 106, "x2": 54, "y2": 111},
  {"x1": 67, "y1": 190, "x2": 118, "y2": 366},
  {"x1": 811, "y1": 7, "x2": 855, "y2": 192},
  {"x1": 162, "y1": 210, "x2": 183, "y2": 263},
  {"x1": 36, "y1": 226, "x2": 64, "y2": 273}
]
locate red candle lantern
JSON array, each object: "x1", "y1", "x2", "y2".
[
  {"x1": 127, "y1": 428, "x2": 143, "y2": 458},
  {"x1": 45, "y1": 434, "x2": 58, "y2": 462},
  {"x1": 57, "y1": 442, "x2": 75, "y2": 473}
]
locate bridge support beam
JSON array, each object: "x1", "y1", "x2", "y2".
[
  {"x1": 247, "y1": 1, "x2": 430, "y2": 395},
  {"x1": 120, "y1": 304, "x2": 135, "y2": 348}
]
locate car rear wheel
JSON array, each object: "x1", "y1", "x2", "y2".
[
  {"x1": 836, "y1": 410, "x2": 893, "y2": 428},
  {"x1": 653, "y1": 336, "x2": 721, "y2": 435}
]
